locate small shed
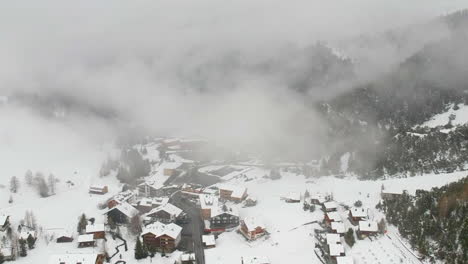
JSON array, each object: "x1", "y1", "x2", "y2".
[
  {"x1": 89, "y1": 185, "x2": 108, "y2": 195},
  {"x1": 77, "y1": 234, "x2": 95, "y2": 248}
]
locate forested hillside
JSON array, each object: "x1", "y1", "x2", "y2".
[
  {"x1": 320, "y1": 10, "x2": 468, "y2": 178},
  {"x1": 382, "y1": 176, "x2": 468, "y2": 264}
]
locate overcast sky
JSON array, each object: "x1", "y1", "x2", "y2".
[{"x1": 1, "y1": 0, "x2": 468, "y2": 178}]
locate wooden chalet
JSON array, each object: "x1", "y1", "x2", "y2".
[
  {"x1": 89, "y1": 185, "x2": 108, "y2": 195},
  {"x1": 202, "y1": 234, "x2": 216, "y2": 248},
  {"x1": 324, "y1": 212, "x2": 341, "y2": 226},
  {"x1": 107, "y1": 190, "x2": 135, "y2": 209},
  {"x1": 134, "y1": 197, "x2": 169, "y2": 214},
  {"x1": 282, "y1": 192, "x2": 301, "y2": 203},
  {"x1": 323, "y1": 201, "x2": 338, "y2": 212},
  {"x1": 200, "y1": 194, "x2": 218, "y2": 220},
  {"x1": 85, "y1": 224, "x2": 105, "y2": 239},
  {"x1": 240, "y1": 217, "x2": 266, "y2": 241},
  {"x1": 310, "y1": 193, "x2": 326, "y2": 205},
  {"x1": 330, "y1": 222, "x2": 346, "y2": 236},
  {"x1": 358, "y1": 220, "x2": 378, "y2": 237},
  {"x1": 218, "y1": 184, "x2": 247, "y2": 202},
  {"x1": 210, "y1": 205, "x2": 239, "y2": 229},
  {"x1": 145, "y1": 203, "x2": 183, "y2": 224},
  {"x1": 381, "y1": 189, "x2": 406, "y2": 201},
  {"x1": 105, "y1": 202, "x2": 139, "y2": 224},
  {"x1": 56, "y1": 231, "x2": 74, "y2": 243},
  {"x1": 141, "y1": 222, "x2": 182, "y2": 252},
  {"x1": 348, "y1": 207, "x2": 368, "y2": 223},
  {"x1": 77, "y1": 234, "x2": 95, "y2": 248}
]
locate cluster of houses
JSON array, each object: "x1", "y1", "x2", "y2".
[
  {"x1": 197, "y1": 185, "x2": 267, "y2": 245},
  {"x1": 305, "y1": 191, "x2": 385, "y2": 264}
]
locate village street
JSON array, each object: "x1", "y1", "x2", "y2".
[{"x1": 172, "y1": 192, "x2": 206, "y2": 264}]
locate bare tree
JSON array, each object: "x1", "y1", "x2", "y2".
[{"x1": 129, "y1": 215, "x2": 142, "y2": 235}]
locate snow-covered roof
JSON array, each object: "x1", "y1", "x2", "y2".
[
  {"x1": 141, "y1": 222, "x2": 182, "y2": 239},
  {"x1": 242, "y1": 217, "x2": 265, "y2": 232},
  {"x1": 326, "y1": 212, "x2": 341, "y2": 222},
  {"x1": 163, "y1": 162, "x2": 183, "y2": 170},
  {"x1": 336, "y1": 256, "x2": 354, "y2": 264},
  {"x1": 324, "y1": 201, "x2": 338, "y2": 209},
  {"x1": 242, "y1": 256, "x2": 271, "y2": 264},
  {"x1": 331, "y1": 222, "x2": 346, "y2": 234},
  {"x1": 203, "y1": 188, "x2": 218, "y2": 195},
  {"x1": 329, "y1": 243, "x2": 345, "y2": 256},
  {"x1": 89, "y1": 185, "x2": 107, "y2": 191},
  {"x1": 181, "y1": 253, "x2": 196, "y2": 261},
  {"x1": 48, "y1": 253, "x2": 99, "y2": 264},
  {"x1": 106, "y1": 202, "x2": 138, "y2": 218},
  {"x1": 0, "y1": 215, "x2": 9, "y2": 225},
  {"x1": 85, "y1": 224, "x2": 105, "y2": 233},
  {"x1": 77, "y1": 234, "x2": 94, "y2": 243},
  {"x1": 381, "y1": 187, "x2": 405, "y2": 195},
  {"x1": 200, "y1": 194, "x2": 218, "y2": 209},
  {"x1": 147, "y1": 203, "x2": 183, "y2": 217},
  {"x1": 211, "y1": 205, "x2": 239, "y2": 218},
  {"x1": 218, "y1": 184, "x2": 247, "y2": 199},
  {"x1": 19, "y1": 230, "x2": 36, "y2": 240},
  {"x1": 349, "y1": 207, "x2": 368, "y2": 218},
  {"x1": 359, "y1": 220, "x2": 378, "y2": 232},
  {"x1": 202, "y1": 234, "x2": 216, "y2": 246},
  {"x1": 110, "y1": 190, "x2": 134, "y2": 203},
  {"x1": 138, "y1": 197, "x2": 169, "y2": 207},
  {"x1": 56, "y1": 229, "x2": 73, "y2": 238},
  {"x1": 285, "y1": 192, "x2": 300, "y2": 201},
  {"x1": 326, "y1": 233, "x2": 341, "y2": 244},
  {"x1": 0, "y1": 247, "x2": 11, "y2": 257},
  {"x1": 310, "y1": 193, "x2": 326, "y2": 203}
]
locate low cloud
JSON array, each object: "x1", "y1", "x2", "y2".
[{"x1": 1, "y1": 0, "x2": 467, "y2": 168}]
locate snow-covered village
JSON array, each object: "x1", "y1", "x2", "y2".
[
  {"x1": 1, "y1": 1, "x2": 468, "y2": 264},
  {"x1": 0, "y1": 137, "x2": 466, "y2": 264}
]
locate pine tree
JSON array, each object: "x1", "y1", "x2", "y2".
[
  {"x1": 19, "y1": 239, "x2": 27, "y2": 257},
  {"x1": 134, "y1": 237, "x2": 147, "y2": 259},
  {"x1": 0, "y1": 251, "x2": 4, "y2": 263},
  {"x1": 34, "y1": 174, "x2": 49, "y2": 197},
  {"x1": 26, "y1": 235, "x2": 35, "y2": 249},
  {"x1": 344, "y1": 228, "x2": 356, "y2": 247},
  {"x1": 77, "y1": 214, "x2": 87, "y2": 234},
  {"x1": 9, "y1": 176, "x2": 19, "y2": 193}
]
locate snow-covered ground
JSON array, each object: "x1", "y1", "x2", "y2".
[
  {"x1": 1, "y1": 106, "x2": 466, "y2": 264},
  {"x1": 205, "y1": 168, "x2": 467, "y2": 264},
  {"x1": 421, "y1": 103, "x2": 468, "y2": 128}
]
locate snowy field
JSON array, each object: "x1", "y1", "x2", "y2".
[{"x1": 421, "y1": 103, "x2": 468, "y2": 128}]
